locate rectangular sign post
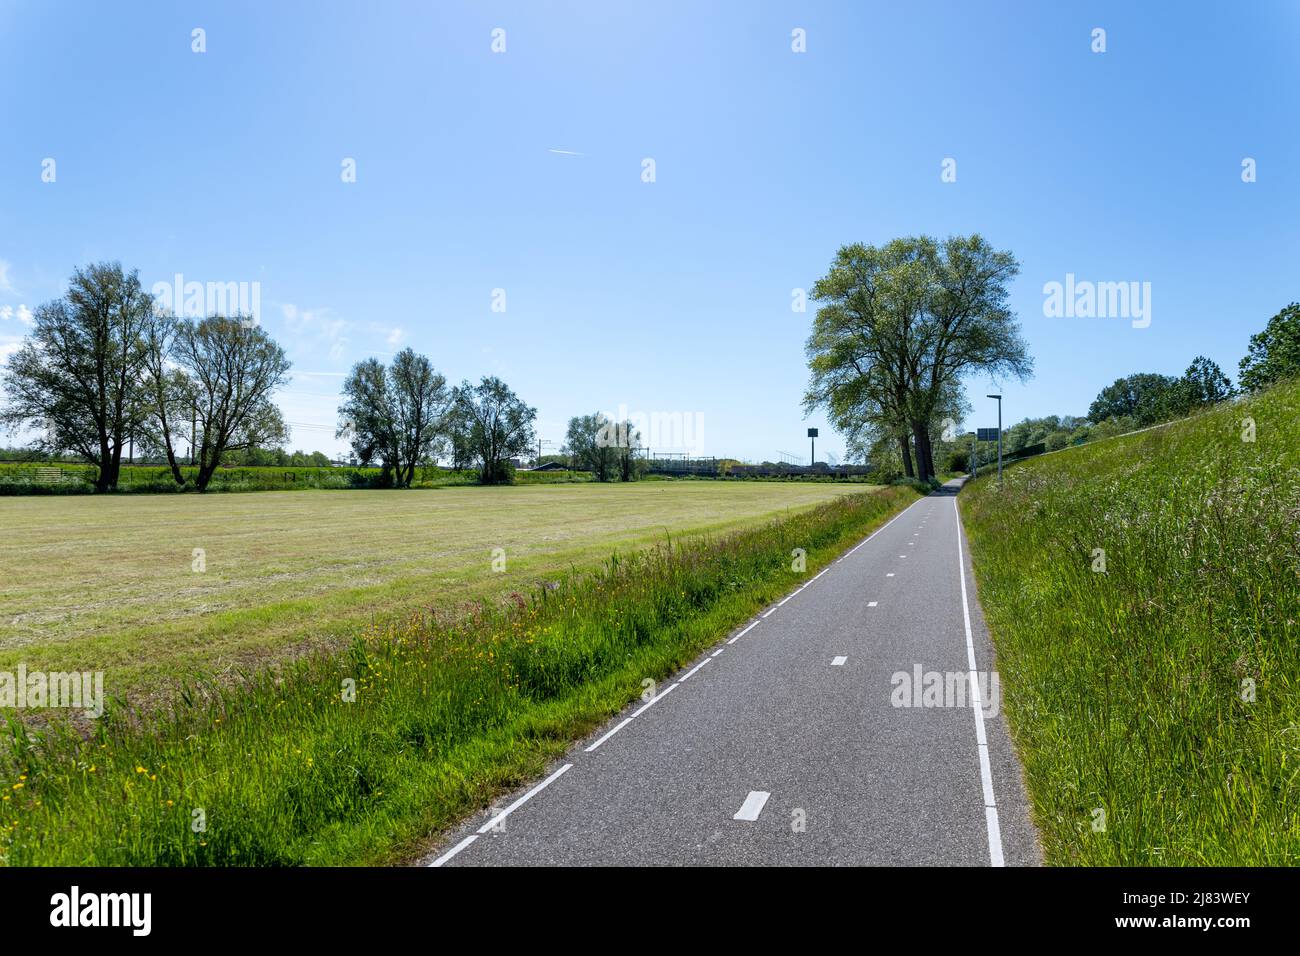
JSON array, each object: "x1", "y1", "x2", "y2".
[{"x1": 807, "y1": 427, "x2": 818, "y2": 468}]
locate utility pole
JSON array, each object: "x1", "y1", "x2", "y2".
[
  {"x1": 986, "y1": 394, "x2": 1003, "y2": 482},
  {"x1": 971, "y1": 434, "x2": 977, "y2": 479}
]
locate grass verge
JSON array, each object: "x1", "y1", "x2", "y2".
[
  {"x1": 0, "y1": 484, "x2": 920, "y2": 865},
  {"x1": 959, "y1": 379, "x2": 1300, "y2": 865}
]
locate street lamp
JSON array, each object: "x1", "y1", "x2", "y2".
[{"x1": 986, "y1": 394, "x2": 1003, "y2": 482}]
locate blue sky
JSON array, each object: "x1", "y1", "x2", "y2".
[{"x1": 2, "y1": 1, "x2": 1297, "y2": 462}]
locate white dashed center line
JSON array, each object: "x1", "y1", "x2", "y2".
[
  {"x1": 585, "y1": 718, "x2": 632, "y2": 753},
  {"x1": 868, "y1": 601, "x2": 878, "y2": 607},
  {"x1": 733, "y1": 791, "x2": 771, "y2": 821},
  {"x1": 831, "y1": 656, "x2": 847, "y2": 666},
  {"x1": 679, "y1": 658, "x2": 710, "y2": 681},
  {"x1": 632, "y1": 681, "x2": 677, "y2": 717}
]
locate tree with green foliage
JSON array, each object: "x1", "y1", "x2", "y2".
[
  {"x1": 1088, "y1": 372, "x2": 1181, "y2": 427},
  {"x1": 175, "y1": 316, "x2": 292, "y2": 491},
  {"x1": 337, "y1": 348, "x2": 450, "y2": 488},
  {"x1": 563, "y1": 412, "x2": 643, "y2": 482},
  {"x1": 0, "y1": 262, "x2": 155, "y2": 491},
  {"x1": 805, "y1": 235, "x2": 1031, "y2": 482},
  {"x1": 564, "y1": 413, "x2": 619, "y2": 481},
  {"x1": 1175, "y1": 355, "x2": 1234, "y2": 409},
  {"x1": 453, "y1": 377, "x2": 536, "y2": 484},
  {"x1": 1239, "y1": 302, "x2": 1300, "y2": 393}
]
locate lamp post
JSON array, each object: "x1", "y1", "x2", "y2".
[{"x1": 986, "y1": 394, "x2": 1002, "y2": 482}]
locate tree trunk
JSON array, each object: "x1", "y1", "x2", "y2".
[
  {"x1": 102, "y1": 444, "x2": 123, "y2": 492},
  {"x1": 898, "y1": 435, "x2": 915, "y2": 478},
  {"x1": 911, "y1": 422, "x2": 933, "y2": 482}
]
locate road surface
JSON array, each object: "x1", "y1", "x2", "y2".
[{"x1": 426, "y1": 479, "x2": 1040, "y2": 867}]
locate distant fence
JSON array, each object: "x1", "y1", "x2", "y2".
[
  {"x1": 729, "y1": 463, "x2": 876, "y2": 479},
  {"x1": 644, "y1": 456, "x2": 720, "y2": 476},
  {"x1": 640, "y1": 456, "x2": 875, "y2": 479}
]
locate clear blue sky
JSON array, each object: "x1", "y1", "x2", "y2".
[{"x1": 2, "y1": 1, "x2": 1297, "y2": 462}]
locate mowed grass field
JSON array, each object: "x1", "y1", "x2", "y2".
[{"x1": 0, "y1": 482, "x2": 867, "y2": 707}]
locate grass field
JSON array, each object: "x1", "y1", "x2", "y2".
[
  {"x1": 0, "y1": 485, "x2": 918, "y2": 865},
  {"x1": 0, "y1": 482, "x2": 868, "y2": 709},
  {"x1": 960, "y1": 378, "x2": 1300, "y2": 865}
]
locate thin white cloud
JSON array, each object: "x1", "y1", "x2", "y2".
[
  {"x1": 547, "y1": 147, "x2": 585, "y2": 156},
  {"x1": 0, "y1": 260, "x2": 14, "y2": 294},
  {"x1": 0, "y1": 304, "x2": 34, "y2": 326}
]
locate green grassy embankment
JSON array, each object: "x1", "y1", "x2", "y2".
[{"x1": 960, "y1": 379, "x2": 1300, "y2": 864}]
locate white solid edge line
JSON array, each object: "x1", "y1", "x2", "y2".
[
  {"x1": 476, "y1": 763, "x2": 574, "y2": 835},
  {"x1": 632, "y1": 681, "x2": 678, "y2": 717},
  {"x1": 954, "y1": 494, "x2": 1005, "y2": 868},
  {"x1": 733, "y1": 790, "x2": 771, "y2": 821},
  {"x1": 585, "y1": 717, "x2": 633, "y2": 753},
  {"x1": 428, "y1": 833, "x2": 478, "y2": 867}
]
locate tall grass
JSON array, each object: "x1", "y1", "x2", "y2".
[
  {"x1": 0, "y1": 485, "x2": 919, "y2": 865},
  {"x1": 960, "y1": 379, "x2": 1300, "y2": 865}
]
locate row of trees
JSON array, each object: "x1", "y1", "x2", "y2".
[
  {"x1": 1, "y1": 263, "x2": 291, "y2": 492},
  {"x1": 336, "y1": 353, "x2": 537, "y2": 486},
  {"x1": 0, "y1": 262, "x2": 543, "y2": 490},
  {"x1": 803, "y1": 235, "x2": 1032, "y2": 482},
  {"x1": 1087, "y1": 356, "x2": 1234, "y2": 428}
]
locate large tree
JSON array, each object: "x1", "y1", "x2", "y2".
[
  {"x1": 1088, "y1": 372, "x2": 1180, "y2": 427},
  {"x1": 453, "y1": 377, "x2": 536, "y2": 484},
  {"x1": 1238, "y1": 302, "x2": 1300, "y2": 393},
  {"x1": 564, "y1": 413, "x2": 617, "y2": 481},
  {"x1": 174, "y1": 316, "x2": 292, "y2": 491},
  {"x1": 906, "y1": 235, "x2": 1032, "y2": 479},
  {"x1": 337, "y1": 348, "x2": 450, "y2": 487},
  {"x1": 563, "y1": 412, "x2": 641, "y2": 482},
  {"x1": 1177, "y1": 355, "x2": 1234, "y2": 408},
  {"x1": 0, "y1": 262, "x2": 154, "y2": 491},
  {"x1": 805, "y1": 236, "x2": 1031, "y2": 482}
]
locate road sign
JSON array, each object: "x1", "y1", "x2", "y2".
[
  {"x1": 977, "y1": 428, "x2": 999, "y2": 442},
  {"x1": 807, "y1": 428, "x2": 818, "y2": 438}
]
